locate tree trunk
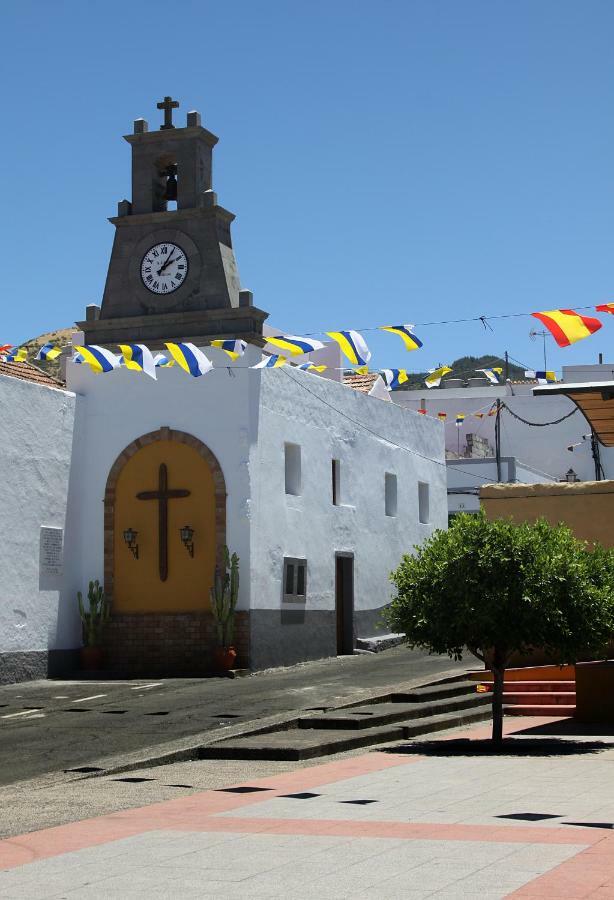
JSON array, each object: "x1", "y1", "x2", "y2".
[{"x1": 491, "y1": 648, "x2": 506, "y2": 745}]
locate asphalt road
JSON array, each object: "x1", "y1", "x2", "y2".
[{"x1": 0, "y1": 647, "x2": 472, "y2": 786}]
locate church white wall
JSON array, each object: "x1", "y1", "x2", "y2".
[
  {"x1": 0, "y1": 374, "x2": 76, "y2": 682},
  {"x1": 66, "y1": 359, "x2": 257, "y2": 618},
  {"x1": 64, "y1": 358, "x2": 446, "y2": 671},
  {"x1": 248, "y1": 368, "x2": 447, "y2": 668}
]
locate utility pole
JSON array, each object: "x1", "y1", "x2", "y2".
[
  {"x1": 495, "y1": 398, "x2": 502, "y2": 482},
  {"x1": 590, "y1": 429, "x2": 603, "y2": 481},
  {"x1": 504, "y1": 351, "x2": 509, "y2": 382}
]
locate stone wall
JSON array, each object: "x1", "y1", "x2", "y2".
[{"x1": 481, "y1": 480, "x2": 614, "y2": 548}]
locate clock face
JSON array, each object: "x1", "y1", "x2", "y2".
[{"x1": 140, "y1": 242, "x2": 188, "y2": 294}]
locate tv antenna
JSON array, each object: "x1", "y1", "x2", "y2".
[{"x1": 529, "y1": 328, "x2": 550, "y2": 370}]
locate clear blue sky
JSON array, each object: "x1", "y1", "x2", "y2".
[{"x1": 2, "y1": 0, "x2": 614, "y2": 374}]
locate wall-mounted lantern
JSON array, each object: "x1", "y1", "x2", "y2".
[
  {"x1": 123, "y1": 527, "x2": 139, "y2": 559},
  {"x1": 180, "y1": 524, "x2": 195, "y2": 557},
  {"x1": 564, "y1": 468, "x2": 580, "y2": 483}
]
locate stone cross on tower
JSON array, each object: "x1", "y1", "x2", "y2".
[{"x1": 157, "y1": 95, "x2": 179, "y2": 130}]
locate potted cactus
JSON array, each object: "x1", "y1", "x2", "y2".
[
  {"x1": 77, "y1": 579, "x2": 110, "y2": 670},
  {"x1": 210, "y1": 547, "x2": 239, "y2": 671}
]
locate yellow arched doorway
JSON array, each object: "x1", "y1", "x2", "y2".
[{"x1": 105, "y1": 428, "x2": 226, "y2": 614}]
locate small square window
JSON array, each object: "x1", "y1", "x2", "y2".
[
  {"x1": 283, "y1": 557, "x2": 307, "y2": 602},
  {"x1": 418, "y1": 481, "x2": 430, "y2": 524}
]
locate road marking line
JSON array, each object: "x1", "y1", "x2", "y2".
[
  {"x1": 1, "y1": 709, "x2": 41, "y2": 719},
  {"x1": 72, "y1": 694, "x2": 106, "y2": 703},
  {"x1": 131, "y1": 683, "x2": 162, "y2": 690}
]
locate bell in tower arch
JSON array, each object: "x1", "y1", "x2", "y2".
[{"x1": 164, "y1": 163, "x2": 178, "y2": 202}]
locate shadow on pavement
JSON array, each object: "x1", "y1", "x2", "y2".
[{"x1": 383, "y1": 737, "x2": 611, "y2": 756}]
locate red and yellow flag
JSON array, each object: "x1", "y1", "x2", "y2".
[
  {"x1": 596, "y1": 302, "x2": 614, "y2": 315},
  {"x1": 532, "y1": 309, "x2": 602, "y2": 347}
]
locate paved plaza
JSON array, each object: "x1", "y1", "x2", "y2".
[{"x1": 1, "y1": 716, "x2": 614, "y2": 898}]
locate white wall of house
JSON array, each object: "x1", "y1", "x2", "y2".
[
  {"x1": 393, "y1": 363, "x2": 614, "y2": 484},
  {"x1": 0, "y1": 373, "x2": 76, "y2": 681}
]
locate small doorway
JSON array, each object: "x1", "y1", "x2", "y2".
[{"x1": 335, "y1": 554, "x2": 354, "y2": 655}]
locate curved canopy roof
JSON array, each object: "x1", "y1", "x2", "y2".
[{"x1": 533, "y1": 382, "x2": 614, "y2": 447}]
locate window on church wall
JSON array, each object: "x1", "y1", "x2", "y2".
[
  {"x1": 385, "y1": 473, "x2": 397, "y2": 517},
  {"x1": 418, "y1": 481, "x2": 430, "y2": 524},
  {"x1": 283, "y1": 558, "x2": 307, "y2": 602},
  {"x1": 332, "y1": 459, "x2": 341, "y2": 506},
  {"x1": 285, "y1": 443, "x2": 301, "y2": 496}
]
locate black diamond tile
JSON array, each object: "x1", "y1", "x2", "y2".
[
  {"x1": 64, "y1": 766, "x2": 104, "y2": 774},
  {"x1": 101, "y1": 710, "x2": 127, "y2": 715},
  {"x1": 165, "y1": 784, "x2": 193, "y2": 789},
  {"x1": 339, "y1": 800, "x2": 378, "y2": 805},
  {"x1": 216, "y1": 786, "x2": 273, "y2": 794},
  {"x1": 145, "y1": 711, "x2": 169, "y2": 716},
  {"x1": 213, "y1": 713, "x2": 241, "y2": 718},
  {"x1": 564, "y1": 821, "x2": 614, "y2": 830},
  {"x1": 497, "y1": 813, "x2": 561, "y2": 822},
  {"x1": 112, "y1": 777, "x2": 155, "y2": 783},
  {"x1": 280, "y1": 792, "x2": 321, "y2": 800}
]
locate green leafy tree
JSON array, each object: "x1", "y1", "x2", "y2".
[{"x1": 386, "y1": 514, "x2": 614, "y2": 743}]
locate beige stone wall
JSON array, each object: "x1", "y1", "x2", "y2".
[{"x1": 480, "y1": 480, "x2": 614, "y2": 548}]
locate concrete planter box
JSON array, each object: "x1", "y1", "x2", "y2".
[{"x1": 575, "y1": 661, "x2": 614, "y2": 723}]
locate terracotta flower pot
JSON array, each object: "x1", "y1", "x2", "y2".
[
  {"x1": 80, "y1": 646, "x2": 104, "y2": 671},
  {"x1": 213, "y1": 646, "x2": 237, "y2": 672}
]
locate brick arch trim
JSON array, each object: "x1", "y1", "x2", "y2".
[{"x1": 103, "y1": 426, "x2": 227, "y2": 605}]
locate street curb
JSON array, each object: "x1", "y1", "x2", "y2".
[{"x1": 66, "y1": 666, "x2": 477, "y2": 779}]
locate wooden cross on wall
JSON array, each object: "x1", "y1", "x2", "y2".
[{"x1": 137, "y1": 463, "x2": 190, "y2": 581}]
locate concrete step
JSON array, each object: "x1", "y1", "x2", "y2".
[
  {"x1": 392, "y1": 681, "x2": 479, "y2": 703},
  {"x1": 298, "y1": 694, "x2": 491, "y2": 731},
  {"x1": 198, "y1": 725, "x2": 406, "y2": 761},
  {"x1": 198, "y1": 704, "x2": 492, "y2": 761},
  {"x1": 503, "y1": 691, "x2": 576, "y2": 706},
  {"x1": 402, "y1": 705, "x2": 491, "y2": 738},
  {"x1": 504, "y1": 704, "x2": 575, "y2": 717}
]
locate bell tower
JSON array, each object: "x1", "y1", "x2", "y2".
[{"x1": 78, "y1": 97, "x2": 268, "y2": 347}]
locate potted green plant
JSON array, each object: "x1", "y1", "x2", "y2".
[
  {"x1": 210, "y1": 547, "x2": 239, "y2": 671},
  {"x1": 77, "y1": 579, "x2": 110, "y2": 670}
]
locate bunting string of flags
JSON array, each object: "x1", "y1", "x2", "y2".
[
  {"x1": 210, "y1": 339, "x2": 247, "y2": 360},
  {"x1": 325, "y1": 330, "x2": 371, "y2": 366},
  {"x1": 3, "y1": 300, "x2": 614, "y2": 387}
]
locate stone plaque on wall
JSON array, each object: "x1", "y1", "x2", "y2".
[{"x1": 40, "y1": 526, "x2": 64, "y2": 578}]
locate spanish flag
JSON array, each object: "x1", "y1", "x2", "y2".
[
  {"x1": 437, "y1": 412, "x2": 447, "y2": 422},
  {"x1": 532, "y1": 309, "x2": 602, "y2": 347},
  {"x1": 596, "y1": 302, "x2": 614, "y2": 315}
]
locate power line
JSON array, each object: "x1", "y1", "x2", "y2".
[{"x1": 502, "y1": 404, "x2": 579, "y2": 427}]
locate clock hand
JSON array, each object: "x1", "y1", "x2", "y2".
[{"x1": 157, "y1": 254, "x2": 176, "y2": 276}]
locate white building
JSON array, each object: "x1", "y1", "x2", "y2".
[
  {"x1": 0, "y1": 344, "x2": 446, "y2": 682},
  {"x1": 393, "y1": 364, "x2": 614, "y2": 515}
]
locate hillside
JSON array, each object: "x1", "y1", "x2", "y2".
[
  {"x1": 396, "y1": 354, "x2": 525, "y2": 390},
  {"x1": 22, "y1": 327, "x2": 73, "y2": 381}
]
